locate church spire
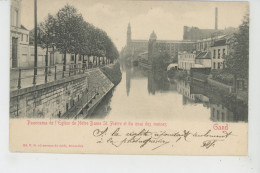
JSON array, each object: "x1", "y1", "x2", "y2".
[{"x1": 127, "y1": 23, "x2": 131, "y2": 46}]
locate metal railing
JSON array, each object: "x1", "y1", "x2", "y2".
[{"x1": 10, "y1": 61, "x2": 113, "y2": 90}]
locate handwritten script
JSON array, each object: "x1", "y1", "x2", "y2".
[{"x1": 92, "y1": 127, "x2": 233, "y2": 151}]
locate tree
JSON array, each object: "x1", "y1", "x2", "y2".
[
  {"x1": 38, "y1": 14, "x2": 56, "y2": 75},
  {"x1": 225, "y1": 14, "x2": 249, "y2": 79},
  {"x1": 36, "y1": 4, "x2": 119, "y2": 71},
  {"x1": 55, "y1": 4, "x2": 84, "y2": 70},
  {"x1": 68, "y1": 13, "x2": 85, "y2": 64},
  {"x1": 105, "y1": 35, "x2": 119, "y2": 63},
  {"x1": 78, "y1": 21, "x2": 91, "y2": 67},
  {"x1": 95, "y1": 28, "x2": 107, "y2": 65},
  {"x1": 152, "y1": 50, "x2": 171, "y2": 71}
]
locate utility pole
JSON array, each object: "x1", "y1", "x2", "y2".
[
  {"x1": 215, "y1": 7, "x2": 218, "y2": 30},
  {"x1": 33, "y1": 0, "x2": 38, "y2": 85}
]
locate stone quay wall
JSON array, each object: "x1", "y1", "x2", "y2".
[
  {"x1": 63, "y1": 68, "x2": 115, "y2": 118},
  {"x1": 10, "y1": 73, "x2": 89, "y2": 119},
  {"x1": 10, "y1": 63, "x2": 123, "y2": 119},
  {"x1": 207, "y1": 77, "x2": 233, "y2": 93}
]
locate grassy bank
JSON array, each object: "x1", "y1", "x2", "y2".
[
  {"x1": 100, "y1": 62, "x2": 122, "y2": 85},
  {"x1": 211, "y1": 70, "x2": 233, "y2": 86}
]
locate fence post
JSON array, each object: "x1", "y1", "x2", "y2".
[
  {"x1": 62, "y1": 65, "x2": 65, "y2": 78},
  {"x1": 18, "y1": 69, "x2": 21, "y2": 89},
  {"x1": 33, "y1": 67, "x2": 36, "y2": 85},
  {"x1": 69, "y1": 65, "x2": 71, "y2": 77},
  {"x1": 45, "y1": 66, "x2": 48, "y2": 83},
  {"x1": 54, "y1": 65, "x2": 57, "y2": 80}
]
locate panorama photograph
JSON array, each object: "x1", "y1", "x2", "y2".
[{"x1": 10, "y1": 0, "x2": 249, "y2": 124}]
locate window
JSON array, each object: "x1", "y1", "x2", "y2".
[
  {"x1": 213, "y1": 62, "x2": 216, "y2": 69},
  {"x1": 217, "y1": 110, "x2": 220, "y2": 120},
  {"x1": 79, "y1": 55, "x2": 82, "y2": 61},
  {"x1": 218, "y1": 49, "x2": 220, "y2": 59},
  {"x1": 222, "y1": 112, "x2": 225, "y2": 121},
  {"x1": 21, "y1": 54, "x2": 27, "y2": 63},
  {"x1": 63, "y1": 54, "x2": 66, "y2": 62},
  {"x1": 218, "y1": 62, "x2": 220, "y2": 69},
  {"x1": 213, "y1": 50, "x2": 216, "y2": 59},
  {"x1": 21, "y1": 34, "x2": 23, "y2": 41},
  {"x1": 223, "y1": 49, "x2": 226, "y2": 56},
  {"x1": 66, "y1": 103, "x2": 69, "y2": 111},
  {"x1": 13, "y1": 9, "x2": 18, "y2": 27},
  {"x1": 70, "y1": 55, "x2": 74, "y2": 61},
  {"x1": 26, "y1": 35, "x2": 28, "y2": 42}
]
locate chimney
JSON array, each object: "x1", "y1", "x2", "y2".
[{"x1": 215, "y1": 7, "x2": 218, "y2": 30}]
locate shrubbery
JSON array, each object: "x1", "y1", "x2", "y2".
[
  {"x1": 101, "y1": 62, "x2": 122, "y2": 85},
  {"x1": 211, "y1": 70, "x2": 233, "y2": 86}
]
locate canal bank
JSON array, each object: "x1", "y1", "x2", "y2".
[
  {"x1": 63, "y1": 62, "x2": 122, "y2": 119},
  {"x1": 100, "y1": 62, "x2": 122, "y2": 85}
]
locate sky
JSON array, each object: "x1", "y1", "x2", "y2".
[{"x1": 20, "y1": 0, "x2": 249, "y2": 50}]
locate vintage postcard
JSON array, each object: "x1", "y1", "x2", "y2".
[{"x1": 9, "y1": 0, "x2": 249, "y2": 155}]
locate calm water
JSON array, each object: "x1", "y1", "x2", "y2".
[{"x1": 89, "y1": 62, "x2": 248, "y2": 123}]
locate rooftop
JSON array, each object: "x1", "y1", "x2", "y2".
[
  {"x1": 195, "y1": 51, "x2": 211, "y2": 59},
  {"x1": 211, "y1": 39, "x2": 227, "y2": 47},
  {"x1": 21, "y1": 25, "x2": 28, "y2": 31},
  {"x1": 131, "y1": 40, "x2": 148, "y2": 42}
]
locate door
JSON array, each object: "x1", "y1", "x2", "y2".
[
  {"x1": 50, "y1": 53, "x2": 54, "y2": 66},
  {"x1": 12, "y1": 37, "x2": 18, "y2": 68}
]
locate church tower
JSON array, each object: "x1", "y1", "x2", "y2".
[
  {"x1": 127, "y1": 23, "x2": 131, "y2": 46},
  {"x1": 148, "y1": 30, "x2": 157, "y2": 64}
]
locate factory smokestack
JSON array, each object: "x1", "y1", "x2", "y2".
[{"x1": 215, "y1": 7, "x2": 218, "y2": 30}]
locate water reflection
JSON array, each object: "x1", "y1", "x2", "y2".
[
  {"x1": 90, "y1": 62, "x2": 247, "y2": 123},
  {"x1": 148, "y1": 70, "x2": 171, "y2": 94},
  {"x1": 210, "y1": 104, "x2": 234, "y2": 122},
  {"x1": 126, "y1": 67, "x2": 131, "y2": 96},
  {"x1": 179, "y1": 79, "x2": 248, "y2": 122}
]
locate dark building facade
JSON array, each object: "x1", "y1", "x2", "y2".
[
  {"x1": 183, "y1": 26, "x2": 223, "y2": 41},
  {"x1": 148, "y1": 31, "x2": 195, "y2": 64},
  {"x1": 125, "y1": 24, "x2": 195, "y2": 63}
]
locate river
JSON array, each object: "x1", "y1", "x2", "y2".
[{"x1": 88, "y1": 62, "x2": 248, "y2": 123}]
